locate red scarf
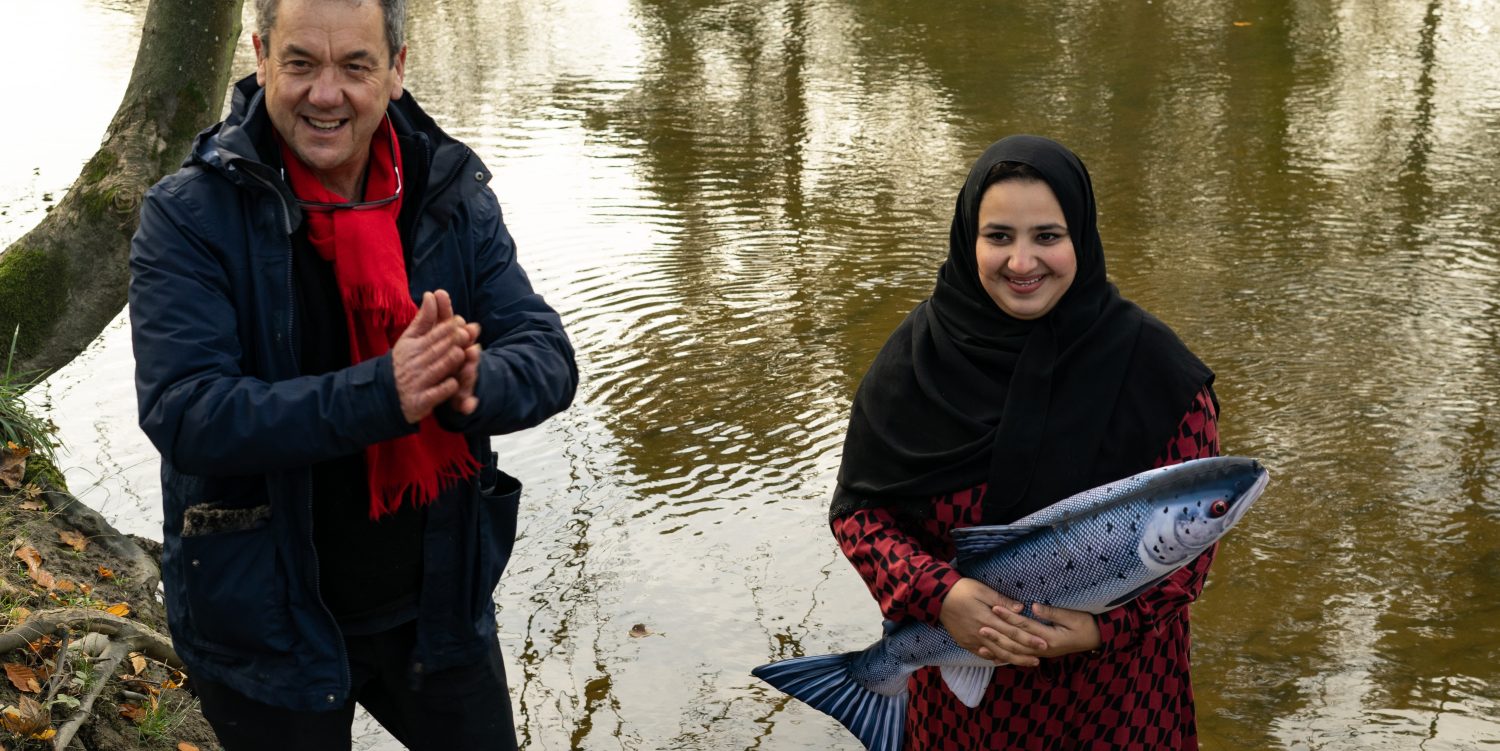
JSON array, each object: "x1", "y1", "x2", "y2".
[{"x1": 280, "y1": 119, "x2": 479, "y2": 519}]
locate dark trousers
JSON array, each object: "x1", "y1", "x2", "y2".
[{"x1": 193, "y1": 621, "x2": 518, "y2": 751}]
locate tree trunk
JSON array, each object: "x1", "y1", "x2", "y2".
[{"x1": 0, "y1": 0, "x2": 244, "y2": 381}]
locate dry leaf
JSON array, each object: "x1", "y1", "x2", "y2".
[
  {"x1": 106, "y1": 602, "x2": 132, "y2": 617},
  {"x1": 13, "y1": 546, "x2": 56, "y2": 590},
  {"x1": 129, "y1": 653, "x2": 147, "y2": 676},
  {"x1": 96, "y1": 565, "x2": 115, "y2": 579},
  {"x1": 10, "y1": 607, "x2": 29, "y2": 622},
  {"x1": 3, "y1": 663, "x2": 40, "y2": 694},
  {"x1": 1233, "y1": 20, "x2": 1253, "y2": 26},
  {"x1": 28, "y1": 728, "x2": 54, "y2": 741},
  {"x1": 0, "y1": 696, "x2": 49, "y2": 736},
  {"x1": 50, "y1": 579, "x2": 75, "y2": 593},
  {"x1": 179, "y1": 744, "x2": 201, "y2": 751},
  {"x1": 17, "y1": 500, "x2": 44, "y2": 512},
  {"x1": 0, "y1": 446, "x2": 25, "y2": 491},
  {"x1": 57, "y1": 530, "x2": 89, "y2": 552},
  {"x1": 13, "y1": 546, "x2": 42, "y2": 570},
  {"x1": 118, "y1": 702, "x2": 147, "y2": 724}
]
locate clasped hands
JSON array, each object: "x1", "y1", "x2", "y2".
[
  {"x1": 938, "y1": 577, "x2": 1101, "y2": 667},
  {"x1": 392, "y1": 290, "x2": 482, "y2": 424}
]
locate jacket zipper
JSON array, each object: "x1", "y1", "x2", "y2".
[{"x1": 276, "y1": 191, "x2": 352, "y2": 707}]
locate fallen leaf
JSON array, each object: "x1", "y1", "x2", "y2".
[
  {"x1": 50, "y1": 579, "x2": 75, "y2": 593},
  {"x1": 118, "y1": 702, "x2": 147, "y2": 724},
  {"x1": 179, "y1": 743, "x2": 200, "y2": 751},
  {"x1": 13, "y1": 546, "x2": 42, "y2": 570},
  {"x1": 13, "y1": 546, "x2": 56, "y2": 590},
  {"x1": 129, "y1": 653, "x2": 147, "y2": 676},
  {"x1": 0, "y1": 445, "x2": 26, "y2": 491},
  {"x1": 57, "y1": 530, "x2": 89, "y2": 553},
  {"x1": 1233, "y1": 20, "x2": 1253, "y2": 26},
  {"x1": 28, "y1": 728, "x2": 54, "y2": 741},
  {"x1": 106, "y1": 602, "x2": 132, "y2": 617},
  {"x1": 0, "y1": 696, "x2": 49, "y2": 736},
  {"x1": 3, "y1": 663, "x2": 40, "y2": 694},
  {"x1": 17, "y1": 500, "x2": 44, "y2": 512},
  {"x1": 96, "y1": 565, "x2": 115, "y2": 579},
  {"x1": 10, "y1": 607, "x2": 29, "y2": 622}
]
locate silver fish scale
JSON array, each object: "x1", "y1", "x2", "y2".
[{"x1": 966, "y1": 498, "x2": 1162, "y2": 613}]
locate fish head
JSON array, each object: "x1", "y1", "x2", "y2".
[{"x1": 1138, "y1": 457, "x2": 1270, "y2": 568}]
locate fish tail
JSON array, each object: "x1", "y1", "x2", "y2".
[{"x1": 752, "y1": 652, "x2": 907, "y2": 751}]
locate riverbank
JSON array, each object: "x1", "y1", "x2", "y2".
[{"x1": 0, "y1": 447, "x2": 218, "y2": 751}]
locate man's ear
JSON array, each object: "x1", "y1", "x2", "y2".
[
  {"x1": 253, "y1": 33, "x2": 268, "y2": 87},
  {"x1": 389, "y1": 46, "x2": 407, "y2": 100}
]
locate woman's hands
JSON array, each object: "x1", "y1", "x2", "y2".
[
  {"x1": 939, "y1": 577, "x2": 1102, "y2": 666},
  {"x1": 939, "y1": 578, "x2": 1045, "y2": 666}
]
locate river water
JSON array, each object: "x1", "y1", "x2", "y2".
[{"x1": 3, "y1": 1, "x2": 1498, "y2": 749}]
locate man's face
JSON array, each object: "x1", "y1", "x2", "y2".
[{"x1": 254, "y1": 0, "x2": 406, "y2": 198}]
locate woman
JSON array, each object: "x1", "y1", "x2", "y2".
[{"x1": 831, "y1": 135, "x2": 1219, "y2": 750}]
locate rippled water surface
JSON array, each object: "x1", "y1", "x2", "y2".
[{"x1": 4, "y1": 1, "x2": 1500, "y2": 749}]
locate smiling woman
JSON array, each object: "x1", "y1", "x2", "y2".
[{"x1": 821, "y1": 135, "x2": 1223, "y2": 750}]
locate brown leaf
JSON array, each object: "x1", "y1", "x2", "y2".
[
  {"x1": 106, "y1": 602, "x2": 132, "y2": 618},
  {"x1": 13, "y1": 546, "x2": 56, "y2": 590},
  {"x1": 1233, "y1": 20, "x2": 1253, "y2": 26},
  {"x1": 50, "y1": 579, "x2": 75, "y2": 593},
  {"x1": 57, "y1": 530, "x2": 89, "y2": 552},
  {"x1": 0, "y1": 696, "x2": 49, "y2": 737},
  {"x1": 96, "y1": 565, "x2": 115, "y2": 579},
  {"x1": 17, "y1": 500, "x2": 44, "y2": 512},
  {"x1": 118, "y1": 702, "x2": 147, "y2": 724},
  {"x1": 0, "y1": 444, "x2": 28, "y2": 491},
  {"x1": 179, "y1": 744, "x2": 201, "y2": 751},
  {"x1": 129, "y1": 653, "x2": 147, "y2": 676},
  {"x1": 3, "y1": 663, "x2": 40, "y2": 694},
  {"x1": 13, "y1": 546, "x2": 42, "y2": 570},
  {"x1": 10, "y1": 607, "x2": 29, "y2": 623}
]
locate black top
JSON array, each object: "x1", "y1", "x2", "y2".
[
  {"x1": 832, "y1": 135, "x2": 1214, "y2": 525},
  {"x1": 293, "y1": 225, "x2": 425, "y2": 634}
]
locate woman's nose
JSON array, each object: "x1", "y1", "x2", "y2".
[{"x1": 1005, "y1": 246, "x2": 1041, "y2": 275}]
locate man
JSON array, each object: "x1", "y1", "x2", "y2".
[{"x1": 128, "y1": 0, "x2": 576, "y2": 747}]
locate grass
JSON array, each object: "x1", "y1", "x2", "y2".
[
  {"x1": 1, "y1": 324, "x2": 57, "y2": 463},
  {"x1": 135, "y1": 695, "x2": 197, "y2": 744}
]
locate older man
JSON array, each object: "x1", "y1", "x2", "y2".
[{"x1": 128, "y1": 0, "x2": 576, "y2": 747}]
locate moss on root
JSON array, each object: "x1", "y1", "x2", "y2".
[
  {"x1": 0, "y1": 242, "x2": 72, "y2": 366},
  {"x1": 20, "y1": 452, "x2": 67, "y2": 494}
]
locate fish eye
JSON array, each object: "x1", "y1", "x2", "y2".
[{"x1": 1209, "y1": 499, "x2": 1230, "y2": 518}]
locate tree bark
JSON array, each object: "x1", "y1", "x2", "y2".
[{"x1": 0, "y1": 0, "x2": 244, "y2": 380}]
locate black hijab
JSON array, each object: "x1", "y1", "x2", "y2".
[{"x1": 831, "y1": 135, "x2": 1214, "y2": 525}]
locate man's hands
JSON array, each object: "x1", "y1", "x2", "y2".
[
  {"x1": 938, "y1": 577, "x2": 1102, "y2": 667},
  {"x1": 393, "y1": 290, "x2": 482, "y2": 424}
]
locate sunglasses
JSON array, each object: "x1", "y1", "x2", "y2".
[{"x1": 283, "y1": 116, "x2": 402, "y2": 212}]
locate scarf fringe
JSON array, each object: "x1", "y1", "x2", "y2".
[{"x1": 369, "y1": 446, "x2": 483, "y2": 521}]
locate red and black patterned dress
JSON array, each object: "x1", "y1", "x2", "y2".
[{"x1": 832, "y1": 388, "x2": 1220, "y2": 751}]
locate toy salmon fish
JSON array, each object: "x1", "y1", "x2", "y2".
[{"x1": 752, "y1": 456, "x2": 1269, "y2": 751}]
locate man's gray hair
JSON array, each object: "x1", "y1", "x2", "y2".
[{"x1": 254, "y1": 0, "x2": 407, "y2": 66}]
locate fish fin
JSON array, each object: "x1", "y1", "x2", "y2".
[
  {"x1": 752, "y1": 654, "x2": 907, "y2": 751},
  {"x1": 951, "y1": 524, "x2": 1035, "y2": 568},
  {"x1": 939, "y1": 664, "x2": 993, "y2": 708}
]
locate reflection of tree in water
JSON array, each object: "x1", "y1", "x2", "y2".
[{"x1": 577, "y1": 0, "x2": 965, "y2": 507}]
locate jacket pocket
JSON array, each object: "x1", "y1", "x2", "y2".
[
  {"x1": 179, "y1": 502, "x2": 296, "y2": 655},
  {"x1": 475, "y1": 462, "x2": 521, "y2": 608}
]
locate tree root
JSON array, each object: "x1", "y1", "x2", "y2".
[
  {"x1": 0, "y1": 608, "x2": 180, "y2": 669},
  {"x1": 52, "y1": 639, "x2": 130, "y2": 751}
]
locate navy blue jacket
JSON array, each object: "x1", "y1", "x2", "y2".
[{"x1": 129, "y1": 76, "x2": 577, "y2": 710}]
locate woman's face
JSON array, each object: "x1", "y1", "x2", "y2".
[{"x1": 974, "y1": 179, "x2": 1077, "y2": 320}]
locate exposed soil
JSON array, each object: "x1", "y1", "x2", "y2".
[{"x1": 0, "y1": 449, "x2": 220, "y2": 751}]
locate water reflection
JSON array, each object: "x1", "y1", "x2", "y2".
[{"x1": 6, "y1": 0, "x2": 1500, "y2": 748}]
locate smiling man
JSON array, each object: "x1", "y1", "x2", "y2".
[{"x1": 127, "y1": 1, "x2": 577, "y2": 749}]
